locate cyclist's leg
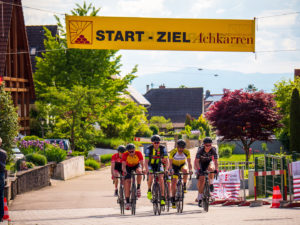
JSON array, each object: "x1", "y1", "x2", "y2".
[
  {"x1": 181, "y1": 165, "x2": 188, "y2": 192},
  {"x1": 158, "y1": 164, "x2": 165, "y2": 198},
  {"x1": 124, "y1": 166, "x2": 132, "y2": 209},
  {"x1": 135, "y1": 165, "x2": 142, "y2": 197},
  {"x1": 207, "y1": 160, "x2": 215, "y2": 192},
  {"x1": 114, "y1": 169, "x2": 120, "y2": 195},
  {"x1": 147, "y1": 165, "x2": 154, "y2": 199}
]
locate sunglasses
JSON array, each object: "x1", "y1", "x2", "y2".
[
  {"x1": 128, "y1": 150, "x2": 135, "y2": 153},
  {"x1": 154, "y1": 142, "x2": 160, "y2": 144},
  {"x1": 204, "y1": 143, "x2": 212, "y2": 146}
]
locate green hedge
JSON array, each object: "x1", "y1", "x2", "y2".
[
  {"x1": 22, "y1": 135, "x2": 44, "y2": 141},
  {"x1": 42, "y1": 144, "x2": 67, "y2": 163},
  {"x1": 26, "y1": 153, "x2": 47, "y2": 166},
  {"x1": 100, "y1": 154, "x2": 113, "y2": 164},
  {"x1": 219, "y1": 143, "x2": 235, "y2": 158},
  {"x1": 85, "y1": 158, "x2": 100, "y2": 170},
  {"x1": 95, "y1": 138, "x2": 125, "y2": 149}
]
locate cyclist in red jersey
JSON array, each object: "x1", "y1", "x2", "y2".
[
  {"x1": 122, "y1": 143, "x2": 144, "y2": 210},
  {"x1": 111, "y1": 145, "x2": 126, "y2": 196}
]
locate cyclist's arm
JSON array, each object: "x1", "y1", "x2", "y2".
[
  {"x1": 122, "y1": 161, "x2": 127, "y2": 173},
  {"x1": 214, "y1": 158, "x2": 218, "y2": 171},
  {"x1": 194, "y1": 158, "x2": 200, "y2": 171},
  {"x1": 140, "y1": 159, "x2": 144, "y2": 171},
  {"x1": 144, "y1": 158, "x2": 149, "y2": 172},
  {"x1": 187, "y1": 158, "x2": 192, "y2": 172},
  {"x1": 111, "y1": 161, "x2": 115, "y2": 175},
  {"x1": 168, "y1": 158, "x2": 173, "y2": 170}
]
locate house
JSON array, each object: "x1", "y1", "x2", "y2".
[
  {"x1": 26, "y1": 25, "x2": 58, "y2": 72},
  {"x1": 144, "y1": 85, "x2": 204, "y2": 130},
  {"x1": 125, "y1": 85, "x2": 151, "y2": 108},
  {"x1": 204, "y1": 90, "x2": 223, "y2": 112},
  {"x1": 0, "y1": 0, "x2": 35, "y2": 135}
]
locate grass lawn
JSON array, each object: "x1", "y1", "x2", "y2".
[{"x1": 219, "y1": 154, "x2": 264, "y2": 162}]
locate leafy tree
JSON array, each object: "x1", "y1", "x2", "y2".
[
  {"x1": 149, "y1": 124, "x2": 159, "y2": 135},
  {"x1": 290, "y1": 88, "x2": 300, "y2": 153},
  {"x1": 185, "y1": 113, "x2": 193, "y2": 126},
  {"x1": 206, "y1": 89, "x2": 282, "y2": 163},
  {"x1": 100, "y1": 100, "x2": 149, "y2": 141},
  {"x1": 245, "y1": 84, "x2": 258, "y2": 92},
  {"x1": 149, "y1": 116, "x2": 173, "y2": 132},
  {"x1": 273, "y1": 77, "x2": 300, "y2": 150},
  {"x1": 33, "y1": 2, "x2": 139, "y2": 150},
  {"x1": 0, "y1": 83, "x2": 19, "y2": 161}
]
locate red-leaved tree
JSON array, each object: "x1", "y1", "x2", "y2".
[{"x1": 205, "y1": 89, "x2": 282, "y2": 163}]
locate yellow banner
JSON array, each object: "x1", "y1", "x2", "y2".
[{"x1": 66, "y1": 16, "x2": 255, "y2": 52}]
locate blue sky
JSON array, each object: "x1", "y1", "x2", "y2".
[{"x1": 23, "y1": 0, "x2": 300, "y2": 93}]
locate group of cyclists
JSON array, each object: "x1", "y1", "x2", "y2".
[{"x1": 111, "y1": 135, "x2": 218, "y2": 211}]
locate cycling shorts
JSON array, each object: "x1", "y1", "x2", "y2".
[
  {"x1": 125, "y1": 164, "x2": 141, "y2": 180},
  {"x1": 148, "y1": 163, "x2": 164, "y2": 173}
]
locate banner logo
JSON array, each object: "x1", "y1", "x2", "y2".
[{"x1": 69, "y1": 20, "x2": 93, "y2": 44}]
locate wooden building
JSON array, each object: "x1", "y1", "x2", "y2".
[{"x1": 0, "y1": 0, "x2": 35, "y2": 135}]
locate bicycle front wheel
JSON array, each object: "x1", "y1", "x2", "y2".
[
  {"x1": 176, "y1": 183, "x2": 184, "y2": 213},
  {"x1": 203, "y1": 181, "x2": 210, "y2": 212},
  {"x1": 164, "y1": 181, "x2": 170, "y2": 212},
  {"x1": 131, "y1": 184, "x2": 137, "y2": 215},
  {"x1": 152, "y1": 182, "x2": 162, "y2": 215},
  {"x1": 119, "y1": 185, "x2": 125, "y2": 215}
]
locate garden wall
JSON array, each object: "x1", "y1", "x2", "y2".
[{"x1": 53, "y1": 156, "x2": 85, "y2": 180}]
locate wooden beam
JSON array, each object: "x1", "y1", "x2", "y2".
[
  {"x1": 4, "y1": 88, "x2": 29, "y2": 92},
  {"x1": 3, "y1": 77, "x2": 28, "y2": 83},
  {"x1": 18, "y1": 117, "x2": 30, "y2": 121},
  {"x1": 19, "y1": 127, "x2": 30, "y2": 131}
]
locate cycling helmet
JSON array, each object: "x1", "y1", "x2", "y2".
[
  {"x1": 177, "y1": 139, "x2": 186, "y2": 148},
  {"x1": 151, "y1": 135, "x2": 161, "y2": 142},
  {"x1": 117, "y1": 145, "x2": 126, "y2": 153},
  {"x1": 203, "y1": 137, "x2": 213, "y2": 144},
  {"x1": 126, "y1": 143, "x2": 135, "y2": 150}
]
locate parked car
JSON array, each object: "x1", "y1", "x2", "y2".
[
  {"x1": 45, "y1": 139, "x2": 70, "y2": 151},
  {"x1": 12, "y1": 147, "x2": 25, "y2": 162}
]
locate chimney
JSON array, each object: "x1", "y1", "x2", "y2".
[
  {"x1": 205, "y1": 90, "x2": 211, "y2": 99},
  {"x1": 159, "y1": 84, "x2": 165, "y2": 89},
  {"x1": 295, "y1": 69, "x2": 300, "y2": 79},
  {"x1": 146, "y1": 85, "x2": 150, "y2": 92}
]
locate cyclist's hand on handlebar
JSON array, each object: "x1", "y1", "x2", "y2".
[
  {"x1": 214, "y1": 169, "x2": 218, "y2": 174},
  {"x1": 122, "y1": 170, "x2": 127, "y2": 176},
  {"x1": 189, "y1": 170, "x2": 193, "y2": 175}
]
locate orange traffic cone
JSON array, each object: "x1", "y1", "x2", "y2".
[
  {"x1": 3, "y1": 197, "x2": 11, "y2": 221},
  {"x1": 271, "y1": 186, "x2": 282, "y2": 208}
]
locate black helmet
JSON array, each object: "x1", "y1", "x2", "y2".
[
  {"x1": 117, "y1": 145, "x2": 126, "y2": 153},
  {"x1": 177, "y1": 139, "x2": 186, "y2": 148},
  {"x1": 151, "y1": 135, "x2": 161, "y2": 142},
  {"x1": 126, "y1": 143, "x2": 135, "y2": 150},
  {"x1": 203, "y1": 137, "x2": 213, "y2": 144}
]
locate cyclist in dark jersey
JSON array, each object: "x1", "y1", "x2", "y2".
[
  {"x1": 194, "y1": 137, "x2": 219, "y2": 207},
  {"x1": 144, "y1": 135, "x2": 168, "y2": 206},
  {"x1": 111, "y1": 145, "x2": 126, "y2": 196}
]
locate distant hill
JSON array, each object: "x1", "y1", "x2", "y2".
[{"x1": 131, "y1": 68, "x2": 293, "y2": 95}]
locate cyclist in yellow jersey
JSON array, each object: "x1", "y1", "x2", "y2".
[{"x1": 168, "y1": 139, "x2": 193, "y2": 208}]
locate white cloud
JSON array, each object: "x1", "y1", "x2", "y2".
[
  {"x1": 189, "y1": 0, "x2": 217, "y2": 17},
  {"x1": 257, "y1": 10, "x2": 297, "y2": 28},
  {"x1": 216, "y1": 9, "x2": 225, "y2": 14},
  {"x1": 112, "y1": 0, "x2": 171, "y2": 17},
  {"x1": 282, "y1": 38, "x2": 297, "y2": 49}
]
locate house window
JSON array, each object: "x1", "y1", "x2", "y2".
[{"x1": 30, "y1": 48, "x2": 36, "y2": 55}]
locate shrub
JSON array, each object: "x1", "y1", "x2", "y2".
[
  {"x1": 219, "y1": 143, "x2": 235, "y2": 158},
  {"x1": 43, "y1": 144, "x2": 67, "y2": 163},
  {"x1": 85, "y1": 166, "x2": 94, "y2": 171},
  {"x1": 159, "y1": 132, "x2": 165, "y2": 136},
  {"x1": 149, "y1": 124, "x2": 159, "y2": 135},
  {"x1": 26, "y1": 162, "x2": 35, "y2": 169},
  {"x1": 85, "y1": 158, "x2": 100, "y2": 170},
  {"x1": 100, "y1": 154, "x2": 113, "y2": 164},
  {"x1": 70, "y1": 151, "x2": 87, "y2": 157},
  {"x1": 26, "y1": 153, "x2": 47, "y2": 166},
  {"x1": 167, "y1": 131, "x2": 174, "y2": 136},
  {"x1": 23, "y1": 136, "x2": 44, "y2": 141},
  {"x1": 95, "y1": 137, "x2": 125, "y2": 149}
]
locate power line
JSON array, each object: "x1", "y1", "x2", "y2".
[
  {"x1": 256, "y1": 11, "x2": 300, "y2": 19},
  {"x1": 0, "y1": 0, "x2": 65, "y2": 15},
  {"x1": 0, "y1": 48, "x2": 66, "y2": 55}
]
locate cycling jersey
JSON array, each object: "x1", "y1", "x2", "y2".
[
  {"x1": 144, "y1": 145, "x2": 168, "y2": 165},
  {"x1": 122, "y1": 151, "x2": 143, "y2": 167},
  {"x1": 111, "y1": 153, "x2": 122, "y2": 172},
  {"x1": 169, "y1": 148, "x2": 190, "y2": 167},
  {"x1": 196, "y1": 146, "x2": 218, "y2": 174},
  {"x1": 196, "y1": 146, "x2": 218, "y2": 162}
]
